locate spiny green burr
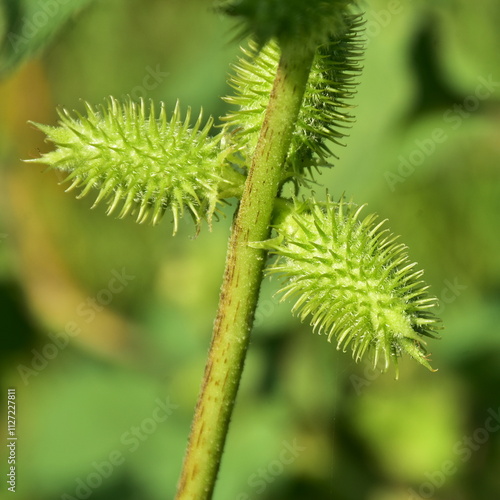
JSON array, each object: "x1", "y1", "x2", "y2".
[
  {"x1": 28, "y1": 97, "x2": 238, "y2": 233},
  {"x1": 260, "y1": 197, "x2": 441, "y2": 374}
]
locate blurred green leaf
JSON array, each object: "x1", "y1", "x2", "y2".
[
  {"x1": 13, "y1": 350, "x2": 178, "y2": 498},
  {"x1": 349, "y1": 375, "x2": 463, "y2": 482},
  {"x1": 0, "y1": 0, "x2": 94, "y2": 77},
  {"x1": 435, "y1": 0, "x2": 500, "y2": 96}
]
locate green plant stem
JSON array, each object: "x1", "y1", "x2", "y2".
[{"x1": 175, "y1": 43, "x2": 315, "y2": 500}]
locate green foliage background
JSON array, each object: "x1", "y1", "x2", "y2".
[{"x1": 0, "y1": 0, "x2": 499, "y2": 499}]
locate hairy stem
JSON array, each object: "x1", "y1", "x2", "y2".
[{"x1": 175, "y1": 43, "x2": 315, "y2": 500}]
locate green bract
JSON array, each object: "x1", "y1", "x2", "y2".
[
  {"x1": 217, "y1": 0, "x2": 358, "y2": 49},
  {"x1": 222, "y1": 14, "x2": 364, "y2": 185},
  {"x1": 260, "y1": 198, "x2": 441, "y2": 374},
  {"x1": 28, "y1": 98, "x2": 235, "y2": 233}
]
